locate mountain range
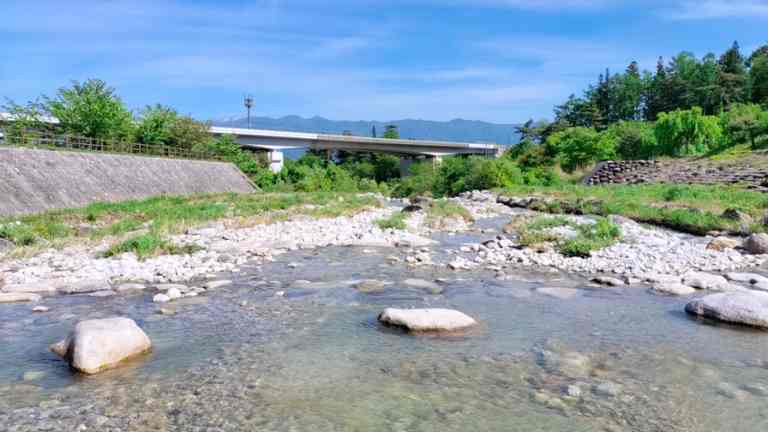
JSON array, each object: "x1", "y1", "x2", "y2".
[{"x1": 214, "y1": 115, "x2": 520, "y2": 145}]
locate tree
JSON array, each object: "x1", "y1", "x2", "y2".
[
  {"x1": 750, "y1": 52, "x2": 768, "y2": 106},
  {"x1": 383, "y1": 124, "x2": 399, "y2": 139},
  {"x1": 717, "y1": 41, "x2": 749, "y2": 108},
  {"x1": 168, "y1": 116, "x2": 212, "y2": 150},
  {"x1": 720, "y1": 103, "x2": 768, "y2": 148},
  {"x1": 545, "y1": 127, "x2": 616, "y2": 172},
  {"x1": 654, "y1": 107, "x2": 723, "y2": 156},
  {"x1": 1, "y1": 99, "x2": 52, "y2": 142},
  {"x1": 44, "y1": 79, "x2": 133, "y2": 140},
  {"x1": 606, "y1": 121, "x2": 658, "y2": 159},
  {"x1": 134, "y1": 104, "x2": 178, "y2": 147}
]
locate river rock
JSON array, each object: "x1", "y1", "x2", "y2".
[
  {"x1": 378, "y1": 308, "x2": 477, "y2": 332},
  {"x1": 540, "y1": 350, "x2": 591, "y2": 379},
  {"x1": 650, "y1": 283, "x2": 697, "y2": 296},
  {"x1": 591, "y1": 276, "x2": 626, "y2": 287},
  {"x1": 155, "y1": 283, "x2": 188, "y2": 292},
  {"x1": 721, "y1": 209, "x2": 753, "y2": 225},
  {"x1": 355, "y1": 280, "x2": 387, "y2": 293},
  {"x1": 685, "y1": 291, "x2": 768, "y2": 328},
  {"x1": 706, "y1": 237, "x2": 741, "y2": 252},
  {"x1": 2, "y1": 281, "x2": 58, "y2": 293},
  {"x1": 32, "y1": 305, "x2": 49, "y2": 312},
  {"x1": 402, "y1": 278, "x2": 443, "y2": 294},
  {"x1": 203, "y1": 280, "x2": 232, "y2": 290},
  {"x1": 744, "y1": 233, "x2": 768, "y2": 255},
  {"x1": 50, "y1": 317, "x2": 152, "y2": 374},
  {"x1": 152, "y1": 293, "x2": 171, "y2": 303},
  {"x1": 0, "y1": 292, "x2": 41, "y2": 303},
  {"x1": 0, "y1": 238, "x2": 14, "y2": 253},
  {"x1": 682, "y1": 272, "x2": 741, "y2": 291},
  {"x1": 166, "y1": 287, "x2": 182, "y2": 300},
  {"x1": 58, "y1": 279, "x2": 111, "y2": 295},
  {"x1": 116, "y1": 283, "x2": 147, "y2": 292},
  {"x1": 537, "y1": 287, "x2": 580, "y2": 300},
  {"x1": 594, "y1": 381, "x2": 622, "y2": 397},
  {"x1": 725, "y1": 272, "x2": 768, "y2": 285}
]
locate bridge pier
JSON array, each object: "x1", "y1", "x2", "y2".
[{"x1": 267, "y1": 150, "x2": 284, "y2": 173}]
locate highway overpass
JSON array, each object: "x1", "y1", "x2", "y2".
[{"x1": 209, "y1": 126, "x2": 502, "y2": 172}]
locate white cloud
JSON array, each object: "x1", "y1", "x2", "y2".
[{"x1": 662, "y1": 0, "x2": 768, "y2": 19}]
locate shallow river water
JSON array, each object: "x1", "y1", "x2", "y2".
[{"x1": 2, "y1": 223, "x2": 768, "y2": 431}]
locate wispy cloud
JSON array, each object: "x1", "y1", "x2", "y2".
[{"x1": 662, "y1": 0, "x2": 768, "y2": 19}]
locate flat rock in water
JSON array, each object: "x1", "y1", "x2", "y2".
[
  {"x1": 378, "y1": 308, "x2": 477, "y2": 332},
  {"x1": 0, "y1": 292, "x2": 41, "y2": 304},
  {"x1": 116, "y1": 283, "x2": 147, "y2": 292},
  {"x1": 2, "y1": 281, "x2": 58, "y2": 294},
  {"x1": 650, "y1": 283, "x2": 697, "y2": 296},
  {"x1": 591, "y1": 276, "x2": 626, "y2": 287},
  {"x1": 685, "y1": 291, "x2": 768, "y2": 328},
  {"x1": 682, "y1": 272, "x2": 742, "y2": 292},
  {"x1": 58, "y1": 279, "x2": 111, "y2": 295},
  {"x1": 203, "y1": 280, "x2": 232, "y2": 290},
  {"x1": 50, "y1": 317, "x2": 152, "y2": 374},
  {"x1": 402, "y1": 278, "x2": 443, "y2": 294},
  {"x1": 154, "y1": 283, "x2": 189, "y2": 292},
  {"x1": 355, "y1": 280, "x2": 387, "y2": 293},
  {"x1": 537, "y1": 287, "x2": 580, "y2": 300}
]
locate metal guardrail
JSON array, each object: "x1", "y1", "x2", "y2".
[{"x1": 0, "y1": 131, "x2": 222, "y2": 161}]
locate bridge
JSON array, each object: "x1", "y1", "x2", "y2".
[{"x1": 209, "y1": 126, "x2": 501, "y2": 173}]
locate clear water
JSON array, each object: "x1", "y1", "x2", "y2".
[{"x1": 2, "y1": 226, "x2": 768, "y2": 431}]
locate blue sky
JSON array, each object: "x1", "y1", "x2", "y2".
[{"x1": 2, "y1": 0, "x2": 767, "y2": 123}]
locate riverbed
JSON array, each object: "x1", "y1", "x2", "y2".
[{"x1": 2, "y1": 214, "x2": 768, "y2": 431}]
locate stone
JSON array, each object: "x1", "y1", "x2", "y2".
[
  {"x1": 0, "y1": 292, "x2": 41, "y2": 303},
  {"x1": 154, "y1": 283, "x2": 188, "y2": 292},
  {"x1": 2, "y1": 281, "x2": 58, "y2": 293},
  {"x1": 537, "y1": 287, "x2": 580, "y2": 300},
  {"x1": 650, "y1": 283, "x2": 697, "y2": 296},
  {"x1": 152, "y1": 294, "x2": 171, "y2": 303},
  {"x1": 166, "y1": 288, "x2": 182, "y2": 300},
  {"x1": 565, "y1": 384, "x2": 582, "y2": 398},
  {"x1": 88, "y1": 290, "x2": 115, "y2": 297},
  {"x1": 706, "y1": 237, "x2": 741, "y2": 252},
  {"x1": 540, "y1": 350, "x2": 591, "y2": 379},
  {"x1": 50, "y1": 317, "x2": 152, "y2": 374},
  {"x1": 0, "y1": 238, "x2": 14, "y2": 253},
  {"x1": 204, "y1": 280, "x2": 232, "y2": 290},
  {"x1": 742, "y1": 383, "x2": 768, "y2": 397},
  {"x1": 22, "y1": 370, "x2": 46, "y2": 381},
  {"x1": 402, "y1": 278, "x2": 443, "y2": 295},
  {"x1": 682, "y1": 272, "x2": 741, "y2": 291},
  {"x1": 58, "y1": 279, "x2": 111, "y2": 295},
  {"x1": 378, "y1": 308, "x2": 477, "y2": 332},
  {"x1": 158, "y1": 307, "x2": 176, "y2": 316},
  {"x1": 32, "y1": 305, "x2": 49, "y2": 313},
  {"x1": 685, "y1": 291, "x2": 768, "y2": 328},
  {"x1": 591, "y1": 276, "x2": 626, "y2": 287},
  {"x1": 721, "y1": 208, "x2": 753, "y2": 225},
  {"x1": 116, "y1": 283, "x2": 147, "y2": 292},
  {"x1": 355, "y1": 280, "x2": 387, "y2": 293},
  {"x1": 717, "y1": 382, "x2": 749, "y2": 401},
  {"x1": 725, "y1": 273, "x2": 768, "y2": 285},
  {"x1": 744, "y1": 233, "x2": 768, "y2": 255},
  {"x1": 594, "y1": 382, "x2": 622, "y2": 397}
]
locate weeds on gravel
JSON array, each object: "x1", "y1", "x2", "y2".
[
  {"x1": 516, "y1": 215, "x2": 622, "y2": 257},
  {"x1": 104, "y1": 234, "x2": 202, "y2": 260},
  {"x1": 425, "y1": 200, "x2": 474, "y2": 223},
  {"x1": 375, "y1": 212, "x2": 409, "y2": 230}
]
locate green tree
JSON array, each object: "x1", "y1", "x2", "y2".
[
  {"x1": 168, "y1": 116, "x2": 212, "y2": 150},
  {"x1": 383, "y1": 124, "x2": 399, "y2": 139},
  {"x1": 720, "y1": 103, "x2": 768, "y2": 149},
  {"x1": 750, "y1": 52, "x2": 768, "y2": 106},
  {"x1": 134, "y1": 104, "x2": 178, "y2": 146},
  {"x1": 717, "y1": 41, "x2": 749, "y2": 108},
  {"x1": 606, "y1": 121, "x2": 658, "y2": 159},
  {"x1": 1, "y1": 99, "x2": 52, "y2": 142},
  {"x1": 545, "y1": 127, "x2": 616, "y2": 172},
  {"x1": 654, "y1": 107, "x2": 723, "y2": 156},
  {"x1": 44, "y1": 79, "x2": 133, "y2": 140}
]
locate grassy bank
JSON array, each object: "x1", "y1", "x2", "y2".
[
  {"x1": 502, "y1": 183, "x2": 768, "y2": 235},
  {"x1": 0, "y1": 192, "x2": 381, "y2": 258}
]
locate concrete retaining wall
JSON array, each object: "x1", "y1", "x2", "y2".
[{"x1": 0, "y1": 147, "x2": 256, "y2": 217}]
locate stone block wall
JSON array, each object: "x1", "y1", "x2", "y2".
[{"x1": 584, "y1": 159, "x2": 768, "y2": 192}]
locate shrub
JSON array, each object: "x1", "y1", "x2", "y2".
[{"x1": 545, "y1": 127, "x2": 617, "y2": 172}]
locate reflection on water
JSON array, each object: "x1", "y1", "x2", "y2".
[{"x1": 2, "y1": 240, "x2": 768, "y2": 431}]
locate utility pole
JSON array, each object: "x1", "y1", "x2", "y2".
[{"x1": 243, "y1": 94, "x2": 254, "y2": 129}]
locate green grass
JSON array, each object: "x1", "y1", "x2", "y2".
[
  {"x1": 0, "y1": 192, "x2": 380, "y2": 254},
  {"x1": 375, "y1": 212, "x2": 409, "y2": 230},
  {"x1": 502, "y1": 183, "x2": 768, "y2": 235},
  {"x1": 425, "y1": 200, "x2": 474, "y2": 224},
  {"x1": 104, "y1": 233, "x2": 202, "y2": 260},
  {"x1": 516, "y1": 215, "x2": 622, "y2": 257}
]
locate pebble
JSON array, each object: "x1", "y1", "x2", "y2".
[
  {"x1": 32, "y1": 305, "x2": 50, "y2": 313},
  {"x1": 152, "y1": 294, "x2": 171, "y2": 303}
]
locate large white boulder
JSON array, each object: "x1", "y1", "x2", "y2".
[
  {"x1": 0, "y1": 292, "x2": 41, "y2": 303},
  {"x1": 744, "y1": 233, "x2": 768, "y2": 255},
  {"x1": 378, "y1": 308, "x2": 477, "y2": 332},
  {"x1": 682, "y1": 272, "x2": 742, "y2": 292},
  {"x1": 685, "y1": 291, "x2": 768, "y2": 328},
  {"x1": 50, "y1": 317, "x2": 152, "y2": 374}
]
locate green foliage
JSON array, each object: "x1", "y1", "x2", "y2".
[
  {"x1": 44, "y1": 79, "x2": 134, "y2": 140},
  {"x1": 383, "y1": 125, "x2": 399, "y2": 139},
  {"x1": 606, "y1": 121, "x2": 658, "y2": 159},
  {"x1": 195, "y1": 134, "x2": 267, "y2": 180},
  {"x1": 104, "y1": 233, "x2": 201, "y2": 260},
  {"x1": 654, "y1": 107, "x2": 722, "y2": 156},
  {"x1": 545, "y1": 127, "x2": 616, "y2": 172},
  {"x1": 559, "y1": 218, "x2": 622, "y2": 257},
  {"x1": 375, "y1": 212, "x2": 408, "y2": 230},
  {"x1": 719, "y1": 103, "x2": 768, "y2": 149},
  {"x1": 0, "y1": 99, "x2": 52, "y2": 141},
  {"x1": 751, "y1": 53, "x2": 768, "y2": 106},
  {"x1": 426, "y1": 200, "x2": 474, "y2": 223},
  {"x1": 134, "y1": 104, "x2": 178, "y2": 146}
]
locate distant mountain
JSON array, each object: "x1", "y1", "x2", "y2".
[{"x1": 214, "y1": 115, "x2": 520, "y2": 145}]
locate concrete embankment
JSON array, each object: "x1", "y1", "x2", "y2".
[{"x1": 0, "y1": 147, "x2": 255, "y2": 217}]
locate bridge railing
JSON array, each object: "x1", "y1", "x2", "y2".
[{"x1": 0, "y1": 130, "x2": 222, "y2": 161}]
